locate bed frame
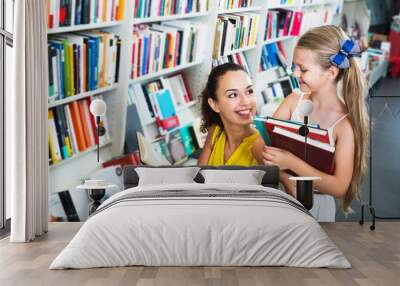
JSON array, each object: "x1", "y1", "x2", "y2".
[{"x1": 123, "y1": 165, "x2": 280, "y2": 190}]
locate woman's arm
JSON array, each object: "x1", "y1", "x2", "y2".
[
  {"x1": 252, "y1": 93, "x2": 298, "y2": 162},
  {"x1": 197, "y1": 125, "x2": 216, "y2": 165}
]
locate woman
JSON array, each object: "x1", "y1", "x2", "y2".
[{"x1": 197, "y1": 63, "x2": 260, "y2": 166}]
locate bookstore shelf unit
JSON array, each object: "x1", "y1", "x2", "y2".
[
  {"x1": 48, "y1": 0, "x2": 343, "y2": 193},
  {"x1": 47, "y1": 14, "x2": 123, "y2": 193}
]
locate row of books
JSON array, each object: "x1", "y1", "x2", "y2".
[
  {"x1": 214, "y1": 13, "x2": 260, "y2": 58},
  {"x1": 128, "y1": 73, "x2": 193, "y2": 129},
  {"x1": 131, "y1": 21, "x2": 205, "y2": 79},
  {"x1": 300, "y1": 6, "x2": 332, "y2": 34},
  {"x1": 211, "y1": 51, "x2": 250, "y2": 74},
  {"x1": 152, "y1": 124, "x2": 199, "y2": 164},
  {"x1": 48, "y1": 96, "x2": 110, "y2": 165},
  {"x1": 48, "y1": 32, "x2": 121, "y2": 102},
  {"x1": 260, "y1": 42, "x2": 288, "y2": 71},
  {"x1": 265, "y1": 9, "x2": 303, "y2": 40},
  {"x1": 138, "y1": 117, "x2": 205, "y2": 166},
  {"x1": 218, "y1": 0, "x2": 253, "y2": 11},
  {"x1": 134, "y1": 0, "x2": 209, "y2": 18},
  {"x1": 300, "y1": 0, "x2": 323, "y2": 5},
  {"x1": 260, "y1": 77, "x2": 293, "y2": 105},
  {"x1": 268, "y1": 0, "x2": 296, "y2": 6},
  {"x1": 47, "y1": 0, "x2": 125, "y2": 29}
]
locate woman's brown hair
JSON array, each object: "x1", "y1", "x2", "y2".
[
  {"x1": 200, "y1": 62, "x2": 247, "y2": 133},
  {"x1": 297, "y1": 25, "x2": 369, "y2": 213}
]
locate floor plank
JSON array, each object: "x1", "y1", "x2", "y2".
[{"x1": 0, "y1": 222, "x2": 399, "y2": 286}]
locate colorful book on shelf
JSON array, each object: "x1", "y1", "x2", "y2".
[
  {"x1": 137, "y1": 132, "x2": 171, "y2": 165},
  {"x1": 69, "y1": 101, "x2": 87, "y2": 151},
  {"x1": 289, "y1": 11, "x2": 304, "y2": 36},
  {"x1": 179, "y1": 124, "x2": 196, "y2": 156},
  {"x1": 48, "y1": 110, "x2": 63, "y2": 164},
  {"x1": 254, "y1": 117, "x2": 335, "y2": 174},
  {"x1": 151, "y1": 89, "x2": 180, "y2": 130},
  {"x1": 163, "y1": 73, "x2": 191, "y2": 107}
]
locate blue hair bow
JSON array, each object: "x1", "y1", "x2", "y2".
[{"x1": 329, "y1": 40, "x2": 361, "y2": 69}]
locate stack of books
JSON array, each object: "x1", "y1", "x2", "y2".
[
  {"x1": 131, "y1": 21, "x2": 205, "y2": 78},
  {"x1": 137, "y1": 125, "x2": 200, "y2": 165},
  {"x1": 265, "y1": 9, "x2": 303, "y2": 40},
  {"x1": 213, "y1": 13, "x2": 260, "y2": 58},
  {"x1": 48, "y1": 95, "x2": 110, "y2": 165},
  {"x1": 260, "y1": 41, "x2": 288, "y2": 71},
  {"x1": 128, "y1": 73, "x2": 193, "y2": 127},
  {"x1": 218, "y1": 0, "x2": 253, "y2": 10},
  {"x1": 255, "y1": 117, "x2": 335, "y2": 174},
  {"x1": 48, "y1": 32, "x2": 121, "y2": 102},
  {"x1": 212, "y1": 51, "x2": 250, "y2": 74},
  {"x1": 134, "y1": 0, "x2": 209, "y2": 18}
]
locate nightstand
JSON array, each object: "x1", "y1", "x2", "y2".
[{"x1": 77, "y1": 180, "x2": 117, "y2": 215}]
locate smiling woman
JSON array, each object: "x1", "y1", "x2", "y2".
[{"x1": 197, "y1": 63, "x2": 262, "y2": 166}]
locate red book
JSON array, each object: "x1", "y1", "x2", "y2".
[
  {"x1": 180, "y1": 73, "x2": 193, "y2": 101},
  {"x1": 283, "y1": 11, "x2": 293, "y2": 36},
  {"x1": 158, "y1": 115, "x2": 180, "y2": 130},
  {"x1": 290, "y1": 11, "x2": 303, "y2": 36},
  {"x1": 102, "y1": 153, "x2": 138, "y2": 168},
  {"x1": 86, "y1": 97, "x2": 98, "y2": 145},
  {"x1": 269, "y1": 127, "x2": 335, "y2": 175}
]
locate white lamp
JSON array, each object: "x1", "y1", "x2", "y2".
[{"x1": 90, "y1": 99, "x2": 107, "y2": 162}]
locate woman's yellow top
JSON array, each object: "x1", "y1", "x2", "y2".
[{"x1": 207, "y1": 125, "x2": 259, "y2": 166}]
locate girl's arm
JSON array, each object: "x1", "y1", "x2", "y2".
[
  {"x1": 197, "y1": 125, "x2": 216, "y2": 165},
  {"x1": 291, "y1": 120, "x2": 355, "y2": 197},
  {"x1": 265, "y1": 119, "x2": 355, "y2": 198},
  {"x1": 280, "y1": 170, "x2": 296, "y2": 197}
]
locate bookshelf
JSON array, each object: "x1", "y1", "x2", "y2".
[{"x1": 47, "y1": 0, "x2": 343, "y2": 193}]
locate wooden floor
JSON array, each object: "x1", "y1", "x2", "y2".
[{"x1": 0, "y1": 222, "x2": 399, "y2": 286}]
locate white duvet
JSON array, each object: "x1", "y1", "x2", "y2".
[{"x1": 50, "y1": 183, "x2": 350, "y2": 269}]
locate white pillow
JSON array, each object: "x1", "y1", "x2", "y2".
[
  {"x1": 200, "y1": 169, "x2": 266, "y2": 185},
  {"x1": 136, "y1": 167, "x2": 200, "y2": 186}
]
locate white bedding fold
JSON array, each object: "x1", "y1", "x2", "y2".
[{"x1": 50, "y1": 183, "x2": 350, "y2": 269}]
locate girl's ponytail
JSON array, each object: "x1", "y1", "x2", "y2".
[{"x1": 341, "y1": 57, "x2": 369, "y2": 212}]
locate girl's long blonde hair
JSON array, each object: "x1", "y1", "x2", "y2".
[{"x1": 296, "y1": 25, "x2": 369, "y2": 213}]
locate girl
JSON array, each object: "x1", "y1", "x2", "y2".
[
  {"x1": 197, "y1": 63, "x2": 260, "y2": 166},
  {"x1": 253, "y1": 25, "x2": 368, "y2": 221}
]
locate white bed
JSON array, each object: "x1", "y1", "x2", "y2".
[{"x1": 50, "y1": 179, "x2": 350, "y2": 269}]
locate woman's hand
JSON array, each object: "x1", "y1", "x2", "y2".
[{"x1": 262, "y1": 146, "x2": 297, "y2": 170}]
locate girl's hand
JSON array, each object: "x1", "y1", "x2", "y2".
[{"x1": 262, "y1": 146, "x2": 297, "y2": 170}]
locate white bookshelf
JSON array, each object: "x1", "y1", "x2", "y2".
[
  {"x1": 130, "y1": 60, "x2": 203, "y2": 84},
  {"x1": 264, "y1": 35, "x2": 295, "y2": 44},
  {"x1": 47, "y1": 21, "x2": 123, "y2": 34},
  {"x1": 132, "y1": 11, "x2": 209, "y2": 24},
  {"x1": 48, "y1": 84, "x2": 119, "y2": 108},
  {"x1": 218, "y1": 6, "x2": 262, "y2": 14},
  {"x1": 49, "y1": 139, "x2": 113, "y2": 170},
  {"x1": 48, "y1": 0, "x2": 343, "y2": 193}
]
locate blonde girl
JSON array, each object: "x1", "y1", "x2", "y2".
[{"x1": 253, "y1": 25, "x2": 368, "y2": 221}]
